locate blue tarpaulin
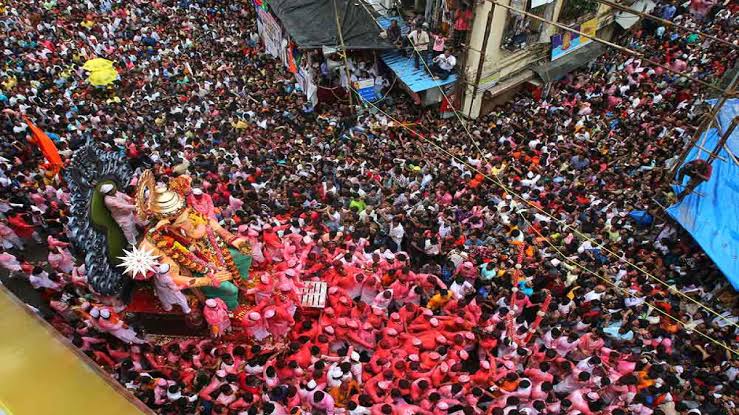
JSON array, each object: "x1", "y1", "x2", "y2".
[
  {"x1": 380, "y1": 50, "x2": 457, "y2": 93},
  {"x1": 629, "y1": 210, "x2": 653, "y2": 227},
  {"x1": 667, "y1": 99, "x2": 739, "y2": 290},
  {"x1": 376, "y1": 16, "x2": 457, "y2": 93},
  {"x1": 376, "y1": 16, "x2": 410, "y2": 36}
]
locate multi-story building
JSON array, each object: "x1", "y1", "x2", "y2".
[{"x1": 460, "y1": 0, "x2": 621, "y2": 118}]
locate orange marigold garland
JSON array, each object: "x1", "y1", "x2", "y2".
[{"x1": 147, "y1": 226, "x2": 239, "y2": 279}]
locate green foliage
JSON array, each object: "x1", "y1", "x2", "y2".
[{"x1": 558, "y1": 0, "x2": 598, "y2": 23}]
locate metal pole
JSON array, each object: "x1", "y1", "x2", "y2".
[
  {"x1": 455, "y1": 5, "x2": 479, "y2": 116},
  {"x1": 692, "y1": 144, "x2": 728, "y2": 163},
  {"x1": 467, "y1": 4, "x2": 495, "y2": 118},
  {"x1": 724, "y1": 143, "x2": 739, "y2": 166},
  {"x1": 591, "y1": 0, "x2": 737, "y2": 49},
  {"x1": 677, "y1": 116, "x2": 738, "y2": 201},
  {"x1": 670, "y1": 73, "x2": 738, "y2": 174},
  {"x1": 707, "y1": 117, "x2": 738, "y2": 164},
  {"x1": 489, "y1": 0, "x2": 730, "y2": 94},
  {"x1": 332, "y1": 0, "x2": 354, "y2": 110}
]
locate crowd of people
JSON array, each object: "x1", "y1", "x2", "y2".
[{"x1": 1, "y1": 0, "x2": 739, "y2": 414}]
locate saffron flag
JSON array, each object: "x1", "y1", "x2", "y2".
[{"x1": 23, "y1": 116, "x2": 63, "y2": 175}]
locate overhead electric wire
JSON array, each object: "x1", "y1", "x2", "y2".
[
  {"x1": 346, "y1": 79, "x2": 739, "y2": 334},
  {"x1": 345, "y1": 82, "x2": 739, "y2": 356},
  {"x1": 519, "y1": 212, "x2": 739, "y2": 357},
  {"x1": 410, "y1": 32, "x2": 739, "y2": 330},
  {"x1": 590, "y1": 0, "x2": 738, "y2": 49},
  {"x1": 488, "y1": 0, "x2": 731, "y2": 94},
  {"x1": 338, "y1": 3, "x2": 739, "y2": 329}
]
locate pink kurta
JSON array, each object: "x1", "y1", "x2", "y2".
[
  {"x1": 104, "y1": 192, "x2": 138, "y2": 244},
  {"x1": 0, "y1": 252, "x2": 21, "y2": 272},
  {"x1": 187, "y1": 193, "x2": 216, "y2": 218},
  {"x1": 153, "y1": 272, "x2": 191, "y2": 313},
  {"x1": 0, "y1": 223, "x2": 23, "y2": 250},
  {"x1": 97, "y1": 316, "x2": 146, "y2": 344},
  {"x1": 203, "y1": 298, "x2": 231, "y2": 337}
]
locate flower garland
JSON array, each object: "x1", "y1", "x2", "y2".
[
  {"x1": 205, "y1": 225, "x2": 240, "y2": 278},
  {"x1": 149, "y1": 232, "x2": 208, "y2": 274},
  {"x1": 148, "y1": 224, "x2": 239, "y2": 281}
]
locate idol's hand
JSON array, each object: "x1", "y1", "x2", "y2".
[
  {"x1": 230, "y1": 236, "x2": 248, "y2": 249},
  {"x1": 213, "y1": 270, "x2": 233, "y2": 283}
]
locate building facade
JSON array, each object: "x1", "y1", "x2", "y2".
[{"x1": 460, "y1": 0, "x2": 619, "y2": 118}]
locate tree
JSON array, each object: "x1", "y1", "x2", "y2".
[{"x1": 558, "y1": 0, "x2": 598, "y2": 23}]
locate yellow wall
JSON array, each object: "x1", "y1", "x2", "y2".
[{"x1": 0, "y1": 287, "x2": 152, "y2": 415}]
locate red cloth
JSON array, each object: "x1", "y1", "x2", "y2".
[
  {"x1": 8, "y1": 214, "x2": 34, "y2": 238},
  {"x1": 23, "y1": 116, "x2": 63, "y2": 175}
]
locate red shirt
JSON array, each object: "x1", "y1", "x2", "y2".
[{"x1": 8, "y1": 214, "x2": 34, "y2": 238}]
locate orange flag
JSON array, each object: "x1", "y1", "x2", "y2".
[{"x1": 23, "y1": 116, "x2": 63, "y2": 175}]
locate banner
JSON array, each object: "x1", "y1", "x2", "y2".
[
  {"x1": 286, "y1": 45, "x2": 298, "y2": 74},
  {"x1": 580, "y1": 17, "x2": 598, "y2": 46},
  {"x1": 354, "y1": 78, "x2": 378, "y2": 102},
  {"x1": 550, "y1": 17, "x2": 598, "y2": 61},
  {"x1": 256, "y1": 8, "x2": 283, "y2": 58},
  {"x1": 296, "y1": 66, "x2": 318, "y2": 106}
]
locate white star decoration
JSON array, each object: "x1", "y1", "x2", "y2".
[{"x1": 117, "y1": 246, "x2": 160, "y2": 279}]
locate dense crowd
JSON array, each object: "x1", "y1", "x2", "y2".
[{"x1": 1, "y1": 0, "x2": 739, "y2": 414}]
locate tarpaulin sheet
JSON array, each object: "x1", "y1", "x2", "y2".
[
  {"x1": 667, "y1": 99, "x2": 739, "y2": 290},
  {"x1": 380, "y1": 50, "x2": 458, "y2": 93},
  {"x1": 268, "y1": 0, "x2": 391, "y2": 49}
]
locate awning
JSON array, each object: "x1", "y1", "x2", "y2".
[
  {"x1": 533, "y1": 42, "x2": 605, "y2": 83},
  {"x1": 482, "y1": 69, "x2": 536, "y2": 96},
  {"x1": 268, "y1": 0, "x2": 391, "y2": 49},
  {"x1": 615, "y1": 0, "x2": 657, "y2": 29},
  {"x1": 667, "y1": 99, "x2": 739, "y2": 290},
  {"x1": 380, "y1": 50, "x2": 458, "y2": 93}
]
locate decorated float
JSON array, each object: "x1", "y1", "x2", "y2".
[{"x1": 63, "y1": 142, "x2": 318, "y2": 343}]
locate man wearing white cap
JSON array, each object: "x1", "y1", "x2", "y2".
[
  {"x1": 152, "y1": 263, "x2": 191, "y2": 314},
  {"x1": 187, "y1": 187, "x2": 216, "y2": 218},
  {"x1": 203, "y1": 297, "x2": 231, "y2": 338},
  {"x1": 100, "y1": 182, "x2": 138, "y2": 245},
  {"x1": 242, "y1": 310, "x2": 270, "y2": 341},
  {"x1": 96, "y1": 307, "x2": 146, "y2": 344}
]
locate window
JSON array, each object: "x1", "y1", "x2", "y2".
[{"x1": 501, "y1": 0, "x2": 555, "y2": 51}]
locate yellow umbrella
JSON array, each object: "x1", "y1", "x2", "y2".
[
  {"x1": 233, "y1": 119, "x2": 248, "y2": 129},
  {"x1": 87, "y1": 66, "x2": 118, "y2": 86},
  {"x1": 82, "y1": 58, "x2": 114, "y2": 72}
]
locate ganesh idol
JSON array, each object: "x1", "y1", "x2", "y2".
[{"x1": 131, "y1": 170, "x2": 252, "y2": 310}]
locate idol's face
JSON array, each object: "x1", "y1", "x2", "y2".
[{"x1": 173, "y1": 209, "x2": 207, "y2": 240}]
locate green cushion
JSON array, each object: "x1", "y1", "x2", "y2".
[
  {"x1": 90, "y1": 180, "x2": 128, "y2": 266},
  {"x1": 200, "y1": 282, "x2": 240, "y2": 310},
  {"x1": 228, "y1": 248, "x2": 252, "y2": 281}
]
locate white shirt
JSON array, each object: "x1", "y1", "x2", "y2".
[
  {"x1": 433, "y1": 54, "x2": 456, "y2": 71},
  {"x1": 424, "y1": 239, "x2": 440, "y2": 255},
  {"x1": 29, "y1": 271, "x2": 60, "y2": 290},
  {"x1": 389, "y1": 223, "x2": 405, "y2": 244},
  {"x1": 408, "y1": 30, "x2": 430, "y2": 51}
]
